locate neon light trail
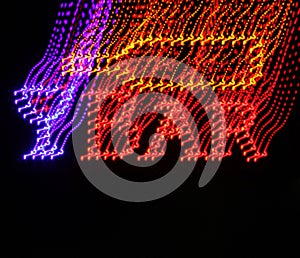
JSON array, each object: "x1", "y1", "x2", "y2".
[{"x1": 15, "y1": 0, "x2": 300, "y2": 163}]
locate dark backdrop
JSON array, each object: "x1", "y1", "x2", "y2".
[{"x1": 1, "y1": 1, "x2": 300, "y2": 257}]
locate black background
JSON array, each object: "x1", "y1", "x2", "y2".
[{"x1": 1, "y1": 1, "x2": 300, "y2": 257}]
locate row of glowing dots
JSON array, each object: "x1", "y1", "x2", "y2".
[
  {"x1": 81, "y1": 84, "x2": 225, "y2": 162},
  {"x1": 61, "y1": 0, "x2": 292, "y2": 92},
  {"x1": 16, "y1": 1, "x2": 115, "y2": 160},
  {"x1": 78, "y1": 28, "x2": 294, "y2": 159}
]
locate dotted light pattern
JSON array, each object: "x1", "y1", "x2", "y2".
[
  {"x1": 15, "y1": 0, "x2": 299, "y2": 162},
  {"x1": 15, "y1": 0, "x2": 116, "y2": 159}
]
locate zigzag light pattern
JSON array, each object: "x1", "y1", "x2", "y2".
[{"x1": 15, "y1": 0, "x2": 300, "y2": 162}]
